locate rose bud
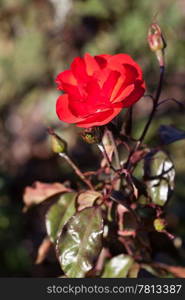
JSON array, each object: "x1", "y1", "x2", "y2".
[
  {"x1": 147, "y1": 23, "x2": 166, "y2": 67},
  {"x1": 48, "y1": 129, "x2": 67, "y2": 153},
  {"x1": 153, "y1": 218, "x2": 166, "y2": 232}
]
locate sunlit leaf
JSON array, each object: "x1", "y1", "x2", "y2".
[
  {"x1": 101, "y1": 254, "x2": 134, "y2": 278},
  {"x1": 144, "y1": 150, "x2": 175, "y2": 206},
  {"x1": 77, "y1": 190, "x2": 102, "y2": 211},
  {"x1": 159, "y1": 125, "x2": 185, "y2": 145},
  {"x1": 23, "y1": 181, "x2": 70, "y2": 211},
  {"x1": 56, "y1": 207, "x2": 103, "y2": 278},
  {"x1": 46, "y1": 192, "x2": 76, "y2": 243},
  {"x1": 132, "y1": 159, "x2": 144, "y2": 180}
]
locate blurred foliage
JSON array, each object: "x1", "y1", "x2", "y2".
[{"x1": 0, "y1": 0, "x2": 185, "y2": 276}]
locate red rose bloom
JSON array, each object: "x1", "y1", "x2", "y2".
[{"x1": 56, "y1": 53, "x2": 145, "y2": 128}]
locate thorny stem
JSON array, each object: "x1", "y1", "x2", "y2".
[
  {"x1": 125, "y1": 66, "x2": 165, "y2": 171},
  {"x1": 58, "y1": 152, "x2": 94, "y2": 190},
  {"x1": 139, "y1": 65, "x2": 165, "y2": 144}
]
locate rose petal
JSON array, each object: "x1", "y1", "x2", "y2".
[
  {"x1": 55, "y1": 70, "x2": 77, "y2": 90},
  {"x1": 102, "y1": 70, "x2": 121, "y2": 99},
  {"x1": 76, "y1": 107, "x2": 122, "y2": 128},
  {"x1": 71, "y1": 56, "x2": 89, "y2": 83},
  {"x1": 111, "y1": 64, "x2": 140, "y2": 102},
  {"x1": 112, "y1": 84, "x2": 135, "y2": 103},
  {"x1": 123, "y1": 64, "x2": 139, "y2": 84},
  {"x1": 122, "y1": 80, "x2": 145, "y2": 108},
  {"x1": 61, "y1": 82, "x2": 83, "y2": 100},
  {"x1": 85, "y1": 80, "x2": 107, "y2": 109},
  {"x1": 84, "y1": 53, "x2": 100, "y2": 75},
  {"x1": 94, "y1": 54, "x2": 110, "y2": 68},
  {"x1": 108, "y1": 54, "x2": 143, "y2": 80},
  {"x1": 93, "y1": 68, "x2": 111, "y2": 88},
  {"x1": 56, "y1": 94, "x2": 84, "y2": 123},
  {"x1": 69, "y1": 80, "x2": 105, "y2": 117}
]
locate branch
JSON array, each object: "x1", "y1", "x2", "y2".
[
  {"x1": 59, "y1": 153, "x2": 94, "y2": 190},
  {"x1": 139, "y1": 65, "x2": 165, "y2": 143}
]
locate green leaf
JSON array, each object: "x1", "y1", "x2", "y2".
[
  {"x1": 144, "y1": 150, "x2": 175, "y2": 206},
  {"x1": 56, "y1": 207, "x2": 103, "y2": 278},
  {"x1": 101, "y1": 254, "x2": 134, "y2": 278},
  {"x1": 46, "y1": 192, "x2": 76, "y2": 243}
]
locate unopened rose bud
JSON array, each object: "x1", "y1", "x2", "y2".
[
  {"x1": 81, "y1": 127, "x2": 103, "y2": 144},
  {"x1": 153, "y1": 218, "x2": 166, "y2": 232},
  {"x1": 51, "y1": 135, "x2": 67, "y2": 153},
  {"x1": 47, "y1": 128, "x2": 67, "y2": 153},
  {"x1": 148, "y1": 23, "x2": 166, "y2": 67}
]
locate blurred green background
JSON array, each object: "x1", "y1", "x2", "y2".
[{"x1": 0, "y1": 0, "x2": 185, "y2": 277}]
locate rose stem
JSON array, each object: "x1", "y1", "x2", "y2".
[
  {"x1": 139, "y1": 65, "x2": 165, "y2": 144},
  {"x1": 125, "y1": 65, "x2": 165, "y2": 171},
  {"x1": 58, "y1": 152, "x2": 94, "y2": 190}
]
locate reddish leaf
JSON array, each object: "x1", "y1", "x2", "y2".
[{"x1": 23, "y1": 181, "x2": 70, "y2": 211}]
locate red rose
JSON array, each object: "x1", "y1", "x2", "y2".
[{"x1": 56, "y1": 53, "x2": 145, "y2": 128}]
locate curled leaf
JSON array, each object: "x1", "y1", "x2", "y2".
[
  {"x1": 23, "y1": 181, "x2": 70, "y2": 211},
  {"x1": 77, "y1": 190, "x2": 102, "y2": 211},
  {"x1": 56, "y1": 207, "x2": 103, "y2": 278}
]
